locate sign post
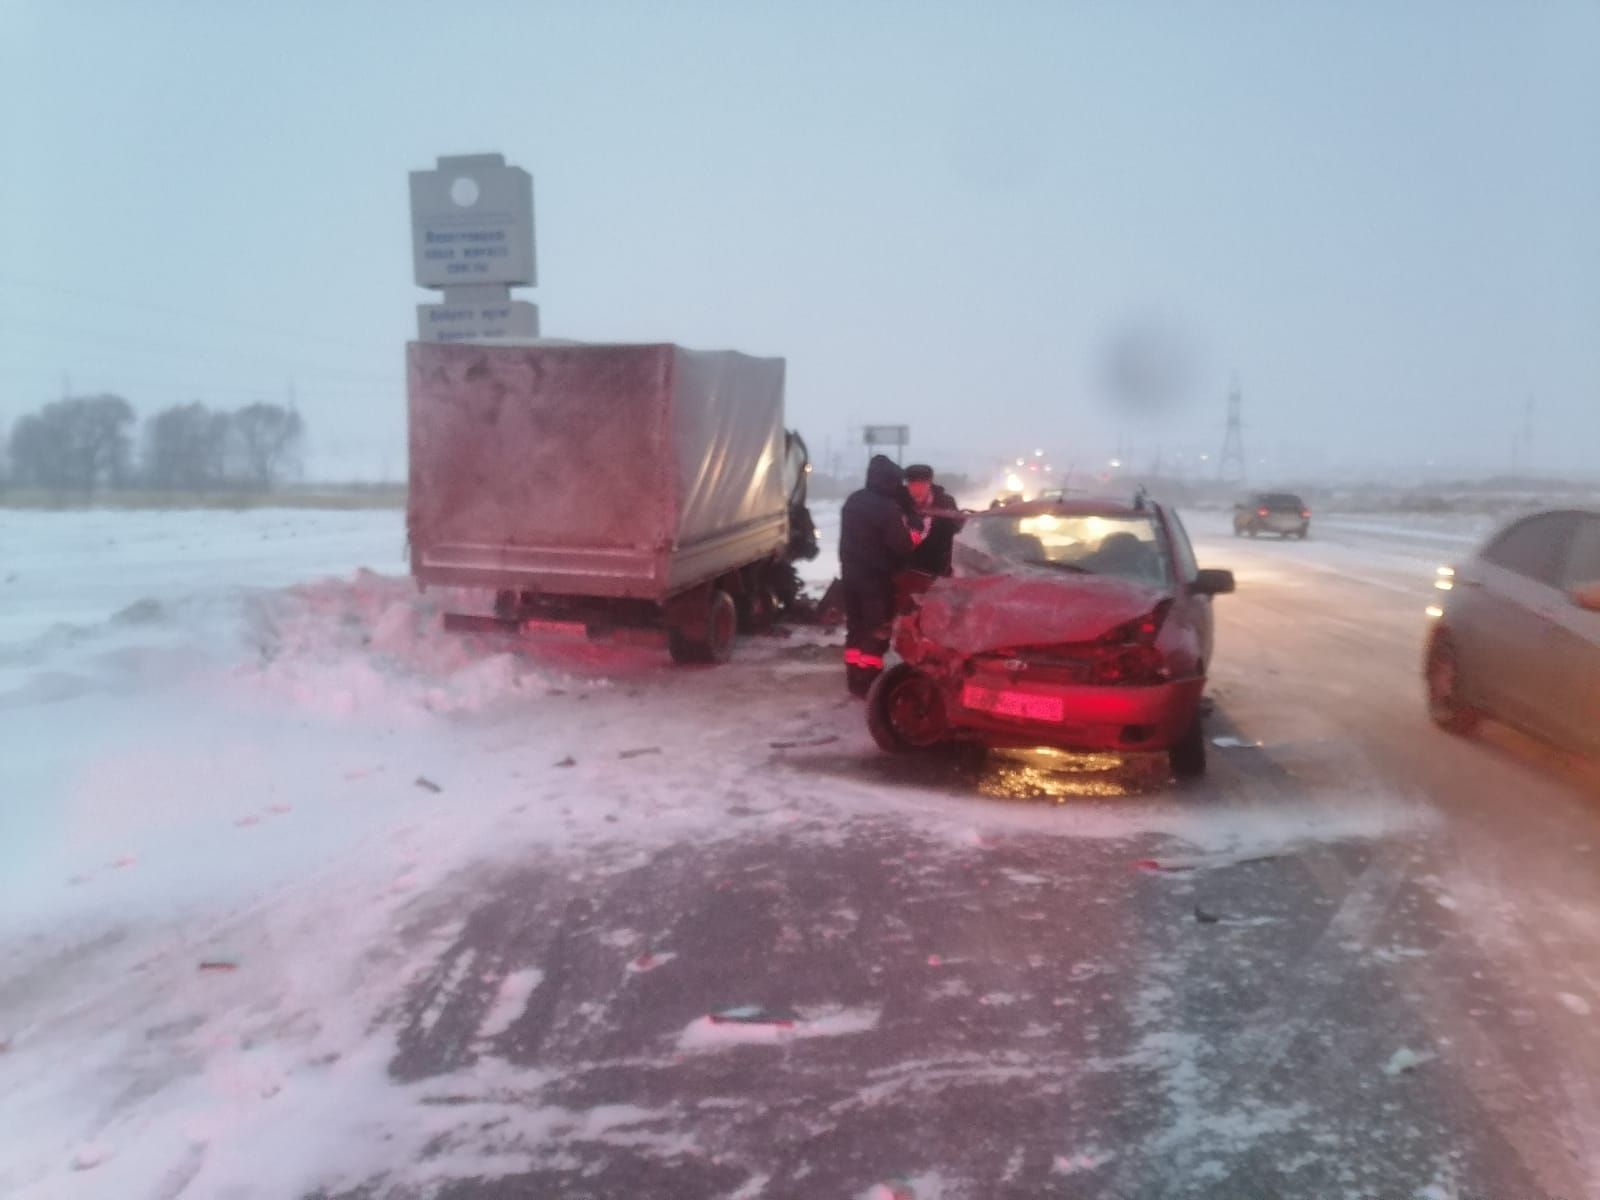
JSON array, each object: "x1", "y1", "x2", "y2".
[{"x1": 409, "y1": 154, "x2": 540, "y2": 342}]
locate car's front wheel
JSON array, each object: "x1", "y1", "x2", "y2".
[
  {"x1": 867, "y1": 664, "x2": 948, "y2": 752},
  {"x1": 1426, "y1": 629, "x2": 1479, "y2": 735}
]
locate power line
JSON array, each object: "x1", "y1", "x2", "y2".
[
  {"x1": 0, "y1": 274, "x2": 397, "y2": 355},
  {"x1": 0, "y1": 312, "x2": 401, "y2": 386},
  {"x1": 0, "y1": 360, "x2": 399, "y2": 400}
]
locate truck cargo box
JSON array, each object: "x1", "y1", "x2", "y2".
[{"x1": 407, "y1": 341, "x2": 788, "y2": 603}]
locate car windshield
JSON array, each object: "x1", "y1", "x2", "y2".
[{"x1": 956, "y1": 511, "x2": 1171, "y2": 585}]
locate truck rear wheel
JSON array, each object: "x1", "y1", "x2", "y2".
[{"x1": 668, "y1": 588, "x2": 737, "y2": 665}]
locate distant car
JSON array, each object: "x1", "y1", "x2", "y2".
[
  {"x1": 1234, "y1": 492, "x2": 1311, "y2": 539},
  {"x1": 866, "y1": 496, "x2": 1235, "y2": 779},
  {"x1": 1425, "y1": 507, "x2": 1600, "y2": 757}
]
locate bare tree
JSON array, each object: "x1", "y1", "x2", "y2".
[
  {"x1": 144, "y1": 402, "x2": 232, "y2": 491},
  {"x1": 7, "y1": 395, "x2": 135, "y2": 492},
  {"x1": 231, "y1": 403, "x2": 304, "y2": 490}
]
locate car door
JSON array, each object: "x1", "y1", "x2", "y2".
[
  {"x1": 1456, "y1": 512, "x2": 1580, "y2": 732},
  {"x1": 1161, "y1": 508, "x2": 1212, "y2": 675},
  {"x1": 1545, "y1": 514, "x2": 1600, "y2": 754}
]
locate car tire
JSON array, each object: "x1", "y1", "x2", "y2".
[
  {"x1": 1247, "y1": 527, "x2": 1259, "y2": 538},
  {"x1": 866, "y1": 663, "x2": 948, "y2": 753},
  {"x1": 1168, "y1": 709, "x2": 1207, "y2": 781},
  {"x1": 1425, "y1": 629, "x2": 1479, "y2": 736}
]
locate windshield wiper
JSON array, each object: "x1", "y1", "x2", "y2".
[{"x1": 1021, "y1": 557, "x2": 1092, "y2": 574}]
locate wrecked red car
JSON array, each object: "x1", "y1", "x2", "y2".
[{"x1": 867, "y1": 496, "x2": 1235, "y2": 779}]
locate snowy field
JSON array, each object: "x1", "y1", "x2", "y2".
[{"x1": 3, "y1": 503, "x2": 1598, "y2": 1199}]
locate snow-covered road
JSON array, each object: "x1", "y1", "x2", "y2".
[{"x1": 2, "y1": 504, "x2": 1598, "y2": 1199}]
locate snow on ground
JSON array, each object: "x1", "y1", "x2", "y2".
[{"x1": 0, "y1": 501, "x2": 1566, "y2": 1198}]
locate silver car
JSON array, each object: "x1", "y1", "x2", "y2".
[
  {"x1": 1233, "y1": 492, "x2": 1311, "y2": 539},
  {"x1": 1426, "y1": 507, "x2": 1600, "y2": 756}
]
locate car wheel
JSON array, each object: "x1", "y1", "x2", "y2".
[
  {"x1": 866, "y1": 663, "x2": 948, "y2": 752},
  {"x1": 1168, "y1": 709, "x2": 1207, "y2": 781},
  {"x1": 1247, "y1": 526, "x2": 1259, "y2": 538},
  {"x1": 1425, "y1": 629, "x2": 1479, "y2": 735}
]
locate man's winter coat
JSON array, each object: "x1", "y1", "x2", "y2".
[
  {"x1": 909, "y1": 482, "x2": 962, "y2": 577},
  {"x1": 839, "y1": 455, "x2": 919, "y2": 579}
]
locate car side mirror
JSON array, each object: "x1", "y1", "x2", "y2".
[
  {"x1": 1572, "y1": 582, "x2": 1600, "y2": 613},
  {"x1": 1192, "y1": 569, "x2": 1236, "y2": 596}
]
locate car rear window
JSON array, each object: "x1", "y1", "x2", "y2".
[
  {"x1": 1560, "y1": 515, "x2": 1600, "y2": 588},
  {"x1": 1262, "y1": 493, "x2": 1304, "y2": 509},
  {"x1": 1483, "y1": 512, "x2": 1580, "y2": 586}
]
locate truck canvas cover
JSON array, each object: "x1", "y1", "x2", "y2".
[{"x1": 407, "y1": 341, "x2": 787, "y2": 600}]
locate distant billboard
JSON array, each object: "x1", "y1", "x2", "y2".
[{"x1": 863, "y1": 425, "x2": 909, "y2": 446}]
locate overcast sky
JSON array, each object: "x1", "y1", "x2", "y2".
[{"x1": 2, "y1": 1, "x2": 1596, "y2": 482}]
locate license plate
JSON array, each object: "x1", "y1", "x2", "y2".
[{"x1": 961, "y1": 684, "x2": 1065, "y2": 722}]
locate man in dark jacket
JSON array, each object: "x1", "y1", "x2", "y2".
[
  {"x1": 839, "y1": 455, "x2": 921, "y2": 696},
  {"x1": 904, "y1": 464, "x2": 964, "y2": 577}
]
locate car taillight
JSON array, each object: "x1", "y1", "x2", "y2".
[
  {"x1": 1301, "y1": 508, "x2": 1311, "y2": 518},
  {"x1": 1257, "y1": 507, "x2": 1270, "y2": 517}
]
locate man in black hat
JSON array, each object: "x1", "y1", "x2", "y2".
[
  {"x1": 838, "y1": 455, "x2": 921, "y2": 696},
  {"x1": 904, "y1": 464, "x2": 964, "y2": 578}
]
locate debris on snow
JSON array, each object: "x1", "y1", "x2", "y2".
[
  {"x1": 553, "y1": 756, "x2": 577, "y2": 768},
  {"x1": 1212, "y1": 736, "x2": 1263, "y2": 749},
  {"x1": 71, "y1": 1142, "x2": 115, "y2": 1171},
  {"x1": 619, "y1": 746, "x2": 662, "y2": 760},
  {"x1": 1134, "y1": 848, "x2": 1287, "y2": 873},
  {"x1": 769, "y1": 734, "x2": 840, "y2": 749},
  {"x1": 197, "y1": 960, "x2": 239, "y2": 972},
  {"x1": 679, "y1": 1005, "x2": 880, "y2": 1051},
  {"x1": 709, "y1": 1004, "x2": 798, "y2": 1027},
  {"x1": 626, "y1": 951, "x2": 677, "y2": 974},
  {"x1": 1053, "y1": 1148, "x2": 1115, "y2": 1174},
  {"x1": 1194, "y1": 905, "x2": 1222, "y2": 924},
  {"x1": 1557, "y1": 992, "x2": 1593, "y2": 1017},
  {"x1": 476, "y1": 968, "x2": 545, "y2": 1041},
  {"x1": 1382, "y1": 1047, "x2": 1436, "y2": 1076},
  {"x1": 414, "y1": 776, "x2": 443, "y2": 793}
]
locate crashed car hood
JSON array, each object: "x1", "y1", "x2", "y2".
[{"x1": 913, "y1": 571, "x2": 1169, "y2": 657}]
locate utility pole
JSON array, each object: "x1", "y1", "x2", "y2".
[{"x1": 1218, "y1": 375, "x2": 1246, "y2": 485}]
